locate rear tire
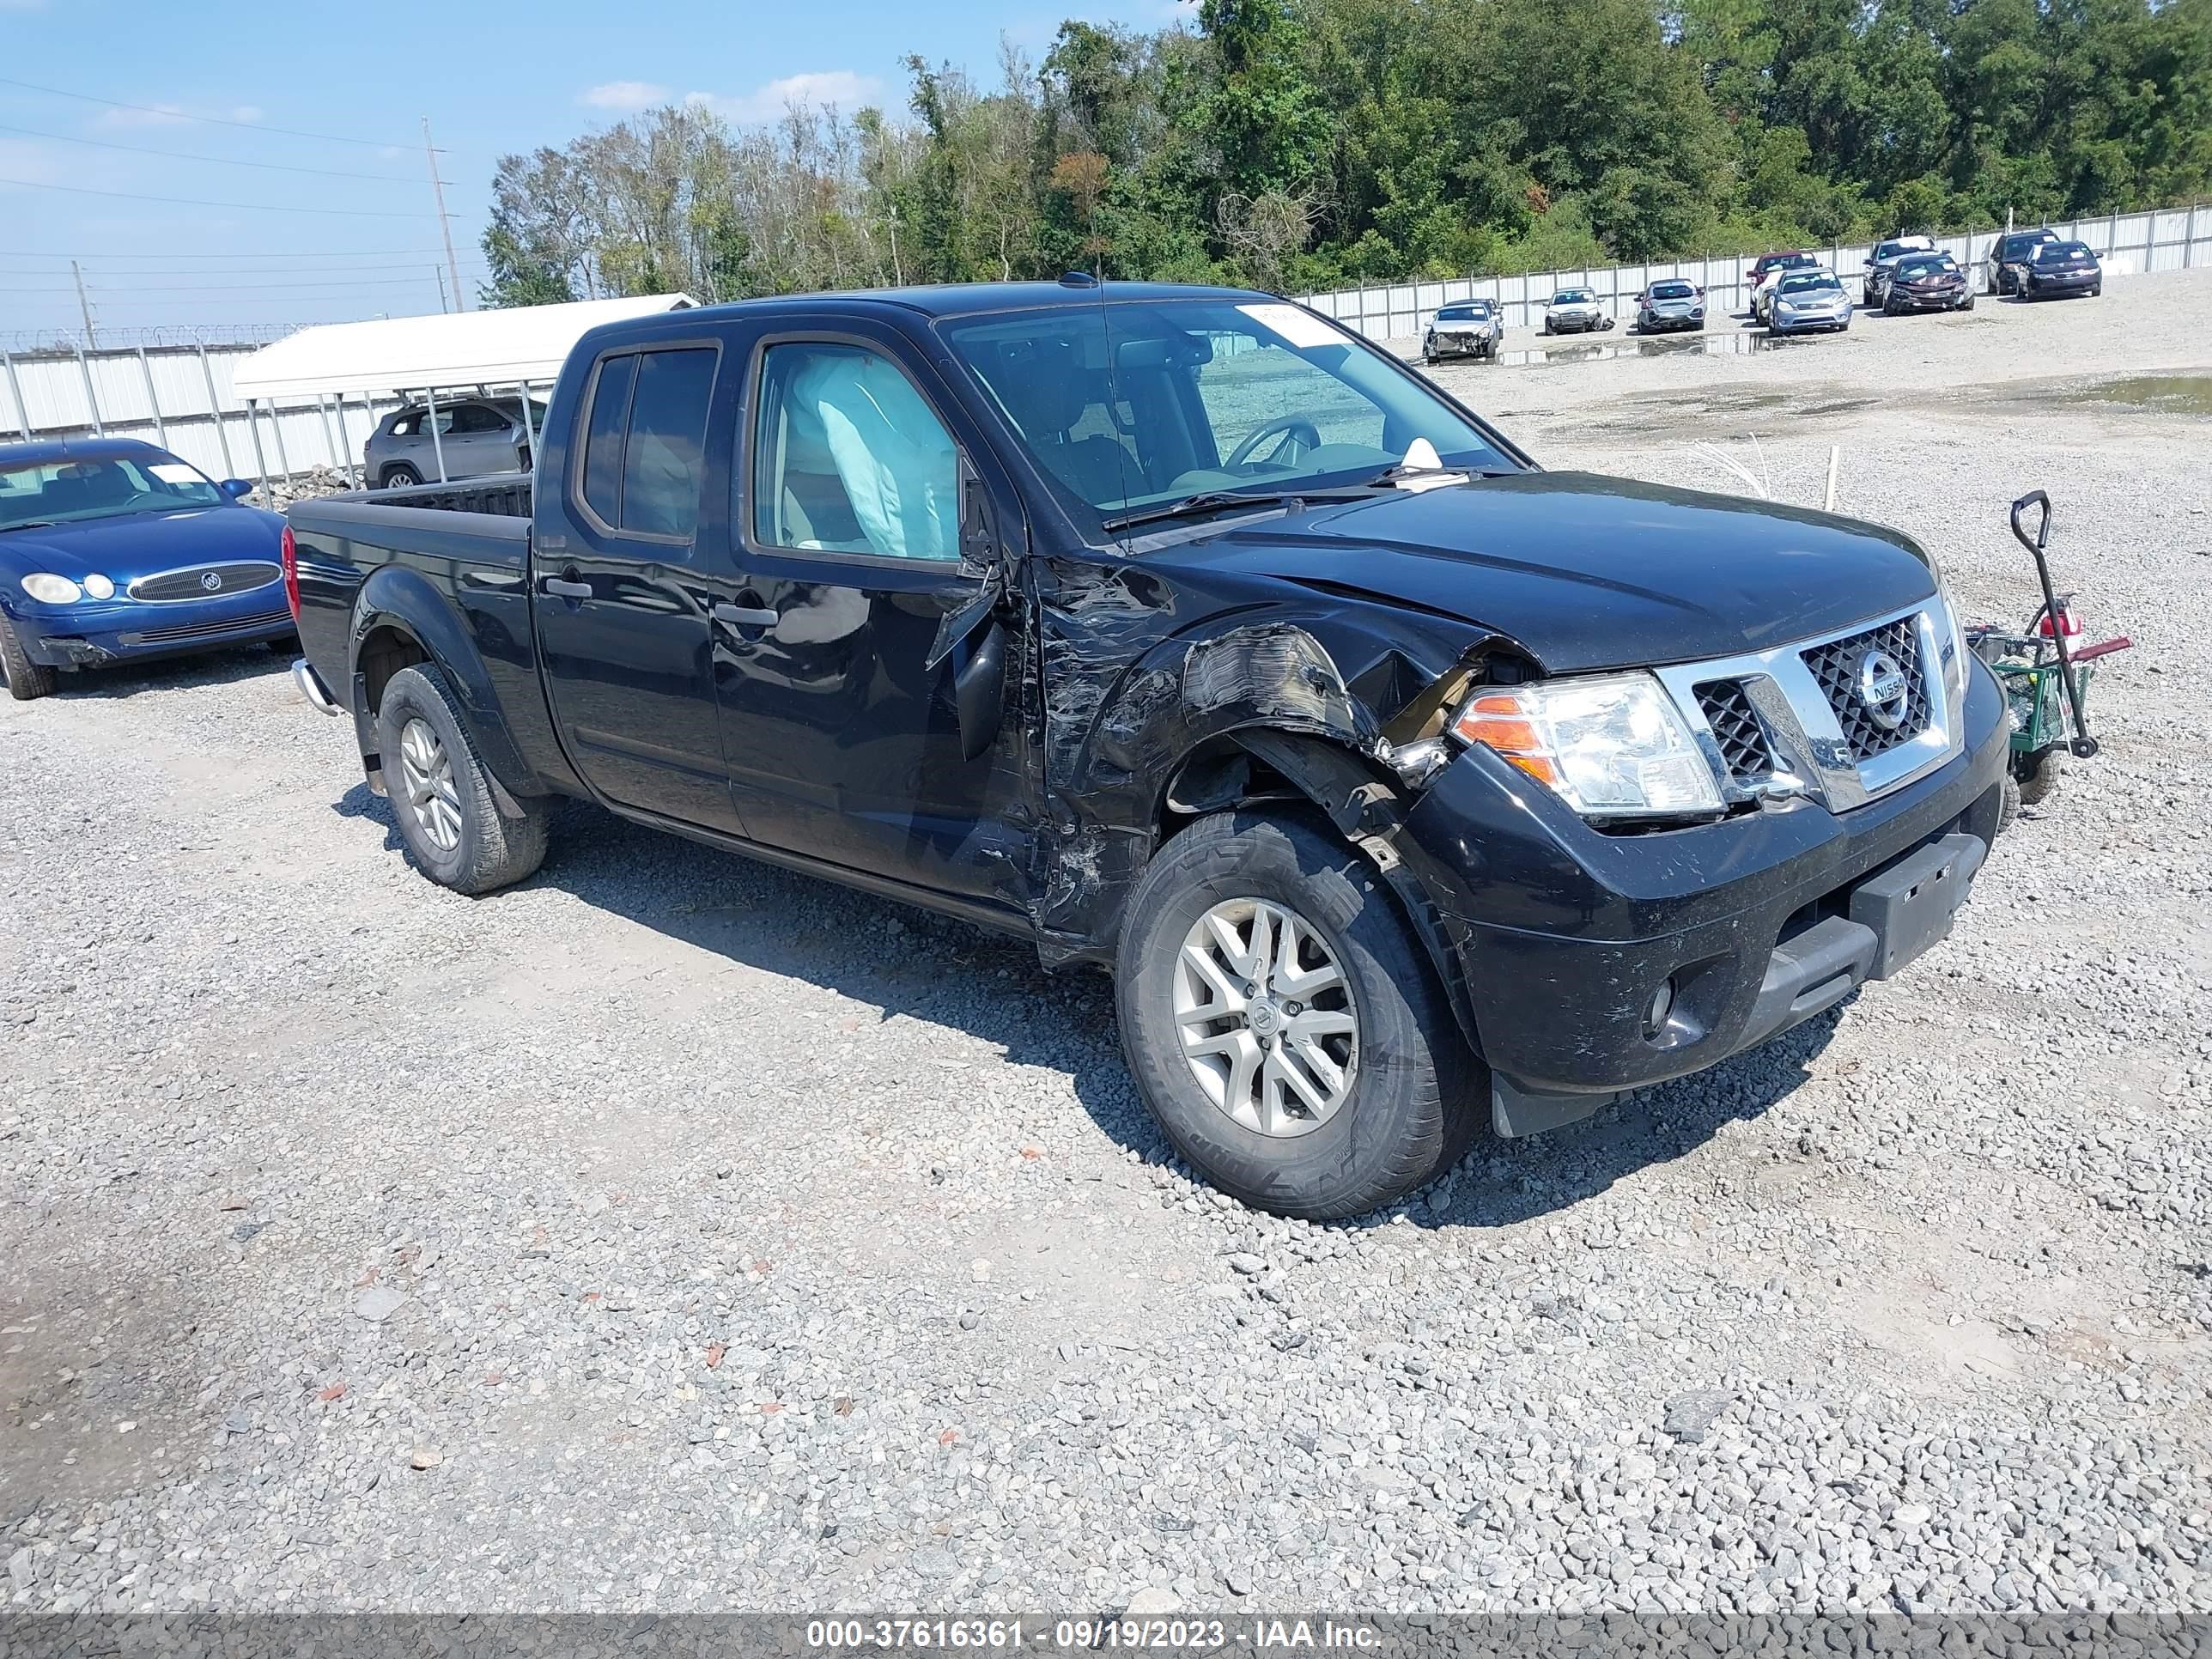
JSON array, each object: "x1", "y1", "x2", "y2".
[
  {"x1": 0, "y1": 613, "x2": 57, "y2": 702},
  {"x1": 374, "y1": 663, "x2": 550, "y2": 895},
  {"x1": 1115, "y1": 811, "x2": 1483, "y2": 1219}
]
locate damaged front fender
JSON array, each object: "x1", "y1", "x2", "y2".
[{"x1": 1020, "y1": 550, "x2": 1511, "y2": 968}]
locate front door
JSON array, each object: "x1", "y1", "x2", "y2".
[
  {"x1": 533, "y1": 337, "x2": 747, "y2": 834},
  {"x1": 708, "y1": 326, "x2": 1025, "y2": 903}
]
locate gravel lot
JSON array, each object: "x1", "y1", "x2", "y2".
[{"x1": 3, "y1": 271, "x2": 2209, "y2": 1617}]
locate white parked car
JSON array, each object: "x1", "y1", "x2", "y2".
[{"x1": 1541, "y1": 288, "x2": 1613, "y2": 336}]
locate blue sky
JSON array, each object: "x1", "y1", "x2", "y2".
[{"x1": 0, "y1": 0, "x2": 1185, "y2": 342}]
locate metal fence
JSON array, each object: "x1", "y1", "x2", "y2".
[
  {"x1": 1297, "y1": 203, "x2": 2212, "y2": 339},
  {"x1": 0, "y1": 338, "x2": 404, "y2": 485}
]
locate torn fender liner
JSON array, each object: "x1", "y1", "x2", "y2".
[{"x1": 1227, "y1": 729, "x2": 1486, "y2": 1061}]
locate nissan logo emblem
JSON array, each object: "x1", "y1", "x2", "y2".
[
  {"x1": 200, "y1": 572, "x2": 223, "y2": 592},
  {"x1": 1856, "y1": 648, "x2": 1910, "y2": 730}
]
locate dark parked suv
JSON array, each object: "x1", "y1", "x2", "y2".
[{"x1": 285, "y1": 281, "x2": 2008, "y2": 1219}]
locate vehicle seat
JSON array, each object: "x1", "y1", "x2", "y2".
[
  {"x1": 34, "y1": 469, "x2": 100, "y2": 517},
  {"x1": 988, "y1": 341, "x2": 1133, "y2": 508}
]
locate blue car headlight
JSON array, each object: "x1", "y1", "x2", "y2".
[{"x1": 20, "y1": 573, "x2": 82, "y2": 605}]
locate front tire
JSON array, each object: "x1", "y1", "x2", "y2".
[
  {"x1": 0, "y1": 613, "x2": 57, "y2": 702},
  {"x1": 1115, "y1": 811, "x2": 1482, "y2": 1219},
  {"x1": 374, "y1": 664, "x2": 549, "y2": 894},
  {"x1": 380, "y1": 464, "x2": 423, "y2": 489}
]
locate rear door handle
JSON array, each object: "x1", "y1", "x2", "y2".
[
  {"x1": 713, "y1": 603, "x2": 779, "y2": 629},
  {"x1": 540, "y1": 575, "x2": 592, "y2": 599}
]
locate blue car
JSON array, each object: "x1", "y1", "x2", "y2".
[{"x1": 0, "y1": 438, "x2": 295, "y2": 702}]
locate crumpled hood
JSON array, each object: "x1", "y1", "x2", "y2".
[
  {"x1": 0, "y1": 504, "x2": 283, "y2": 588},
  {"x1": 1171, "y1": 471, "x2": 1938, "y2": 673}
]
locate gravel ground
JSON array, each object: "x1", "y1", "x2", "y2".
[{"x1": 3, "y1": 272, "x2": 2209, "y2": 1617}]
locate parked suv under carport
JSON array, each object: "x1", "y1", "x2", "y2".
[{"x1": 364, "y1": 397, "x2": 544, "y2": 489}]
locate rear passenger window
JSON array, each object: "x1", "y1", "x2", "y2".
[
  {"x1": 578, "y1": 349, "x2": 716, "y2": 540},
  {"x1": 580, "y1": 356, "x2": 638, "y2": 530}
]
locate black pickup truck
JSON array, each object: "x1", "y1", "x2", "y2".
[{"x1": 285, "y1": 279, "x2": 2008, "y2": 1218}]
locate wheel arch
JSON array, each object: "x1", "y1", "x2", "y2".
[
  {"x1": 348, "y1": 565, "x2": 540, "y2": 813},
  {"x1": 1158, "y1": 726, "x2": 1487, "y2": 1064}
]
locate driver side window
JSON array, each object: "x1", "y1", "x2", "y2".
[
  {"x1": 750, "y1": 343, "x2": 960, "y2": 561},
  {"x1": 1192, "y1": 338, "x2": 1386, "y2": 467}
]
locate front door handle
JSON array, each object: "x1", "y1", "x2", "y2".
[
  {"x1": 540, "y1": 574, "x2": 592, "y2": 600},
  {"x1": 713, "y1": 602, "x2": 779, "y2": 629}
]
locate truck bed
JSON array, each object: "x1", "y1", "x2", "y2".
[{"x1": 285, "y1": 478, "x2": 568, "y2": 799}]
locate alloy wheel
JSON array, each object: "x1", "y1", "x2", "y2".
[
  {"x1": 1172, "y1": 896, "x2": 1360, "y2": 1139},
  {"x1": 398, "y1": 717, "x2": 464, "y2": 854}
]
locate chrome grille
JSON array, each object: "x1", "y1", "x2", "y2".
[
  {"x1": 1694, "y1": 681, "x2": 1778, "y2": 783},
  {"x1": 1799, "y1": 618, "x2": 1931, "y2": 763},
  {"x1": 127, "y1": 562, "x2": 282, "y2": 603},
  {"x1": 121, "y1": 608, "x2": 290, "y2": 646}
]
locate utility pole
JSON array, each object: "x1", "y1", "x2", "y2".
[
  {"x1": 423, "y1": 116, "x2": 466, "y2": 313},
  {"x1": 70, "y1": 260, "x2": 97, "y2": 348},
  {"x1": 434, "y1": 265, "x2": 450, "y2": 315}
]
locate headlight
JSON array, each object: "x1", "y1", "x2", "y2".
[
  {"x1": 21, "y1": 573, "x2": 82, "y2": 605},
  {"x1": 1450, "y1": 672, "x2": 1724, "y2": 821},
  {"x1": 1934, "y1": 582, "x2": 1968, "y2": 704},
  {"x1": 82, "y1": 573, "x2": 116, "y2": 600}
]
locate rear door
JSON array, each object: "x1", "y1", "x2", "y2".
[
  {"x1": 704, "y1": 319, "x2": 1028, "y2": 903},
  {"x1": 532, "y1": 334, "x2": 747, "y2": 834},
  {"x1": 445, "y1": 402, "x2": 514, "y2": 477}
]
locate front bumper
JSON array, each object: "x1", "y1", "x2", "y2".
[
  {"x1": 19, "y1": 591, "x2": 295, "y2": 668},
  {"x1": 1429, "y1": 334, "x2": 1496, "y2": 357},
  {"x1": 2028, "y1": 274, "x2": 2099, "y2": 295},
  {"x1": 1890, "y1": 288, "x2": 1970, "y2": 311},
  {"x1": 1771, "y1": 308, "x2": 1850, "y2": 333},
  {"x1": 1548, "y1": 315, "x2": 1604, "y2": 332},
  {"x1": 1395, "y1": 659, "x2": 2009, "y2": 1134}
]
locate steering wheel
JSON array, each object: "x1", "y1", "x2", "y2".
[{"x1": 1224, "y1": 416, "x2": 1322, "y2": 473}]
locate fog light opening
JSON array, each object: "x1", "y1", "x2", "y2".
[{"x1": 1643, "y1": 978, "x2": 1677, "y2": 1040}]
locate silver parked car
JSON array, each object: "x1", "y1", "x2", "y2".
[
  {"x1": 364, "y1": 397, "x2": 545, "y2": 489},
  {"x1": 1423, "y1": 299, "x2": 1504, "y2": 362},
  {"x1": 1765, "y1": 267, "x2": 1852, "y2": 336},
  {"x1": 1541, "y1": 287, "x2": 1612, "y2": 335},
  {"x1": 1633, "y1": 278, "x2": 1705, "y2": 333}
]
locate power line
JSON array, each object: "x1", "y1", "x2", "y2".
[
  {"x1": 0, "y1": 174, "x2": 445, "y2": 217},
  {"x1": 0, "y1": 75, "x2": 436, "y2": 152},
  {"x1": 0, "y1": 119, "x2": 430, "y2": 184},
  {"x1": 0, "y1": 277, "x2": 475, "y2": 294},
  {"x1": 0, "y1": 247, "x2": 465, "y2": 260},
  {"x1": 0, "y1": 261, "x2": 490, "y2": 276}
]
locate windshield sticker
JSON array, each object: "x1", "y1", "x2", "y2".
[
  {"x1": 149, "y1": 463, "x2": 204, "y2": 485},
  {"x1": 1236, "y1": 302, "x2": 1350, "y2": 350}
]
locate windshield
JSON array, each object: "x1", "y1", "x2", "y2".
[
  {"x1": 1899, "y1": 256, "x2": 1954, "y2": 276},
  {"x1": 1553, "y1": 289, "x2": 1595, "y2": 304},
  {"x1": 2039, "y1": 241, "x2": 2094, "y2": 262},
  {"x1": 1778, "y1": 272, "x2": 1838, "y2": 295},
  {"x1": 1436, "y1": 304, "x2": 1490, "y2": 321},
  {"x1": 0, "y1": 453, "x2": 226, "y2": 531},
  {"x1": 939, "y1": 298, "x2": 1516, "y2": 537},
  {"x1": 1649, "y1": 281, "x2": 1694, "y2": 299}
]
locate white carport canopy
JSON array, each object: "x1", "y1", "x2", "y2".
[
  {"x1": 228, "y1": 294, "x2": 697, "y2": 490},
  {"x1": 230, "y1": 294, "x2": 696, "y2": 401}
]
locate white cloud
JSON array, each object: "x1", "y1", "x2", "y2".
[
  {"x1": 579, "y1": 80, "x2": 673, "y2": 112},
  {"x1": 714, "y1": 70, "x2": 884, "y2": 125}
]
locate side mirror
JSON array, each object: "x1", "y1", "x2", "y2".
[{"x1": 220, "y1": 478, "x2": 253, "y2": 500}]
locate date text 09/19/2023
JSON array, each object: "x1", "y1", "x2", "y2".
[{"x1": 804, "y1": 1620, "x2": 1386, "y2": 1650}]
